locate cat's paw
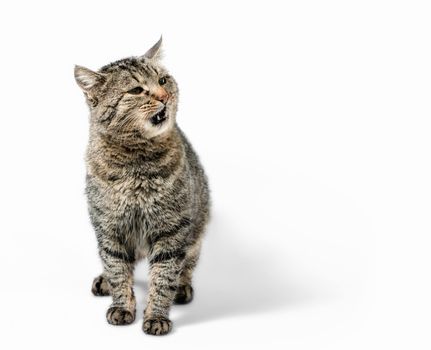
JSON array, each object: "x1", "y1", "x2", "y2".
[
  {"x1": 92, "y1": 275, "x2": 110, "y2": 296},
  {"x1": 106, "y1": 306, "x2": 135, "y2": 325},
  {"x1": 143, "y1": 317, "x2": 172, "y2": 335},
  {"x1": 174, "y1": 284, "x2": 194, "y2": 304}
]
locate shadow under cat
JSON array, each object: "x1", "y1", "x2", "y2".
[{"x1": 133, "y1": 211, "x2": 321, "y2": 326}]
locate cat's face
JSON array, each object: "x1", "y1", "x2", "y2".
[{"x1": 75, "y1": 37, "x2": 178, "y2": 141}]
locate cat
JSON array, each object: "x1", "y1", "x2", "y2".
[{"x1": 74, "y1": 37, "x2": 210, "y2": 335}]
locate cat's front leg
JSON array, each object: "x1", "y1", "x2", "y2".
[
  {"x1": 143, "y1": 247, "x2": 186, "y2": 335},
  {"x1": 99, "y1": 241, "x2": 136, "y2": 325}
]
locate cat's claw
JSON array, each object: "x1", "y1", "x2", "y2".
[
  {"x1": 143, "y1": 317, "x2": 172, "y2": 335},
  {"x1": 106, "y1": 306, "x2": 135, "y2": 325},
  {"x1": 92, "y1": 275, "x2": 110, "y2": 296}
]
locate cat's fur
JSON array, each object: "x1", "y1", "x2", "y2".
[{"x1": 74, "y1": 38, "x2": 210, "y2": 335}]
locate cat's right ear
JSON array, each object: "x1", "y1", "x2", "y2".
[
  {"x1": 143, "y1": 36, "x2": 163, "y2": 60},
  {"x1": 74, "y1": 65, "x2": 105, "y2": 92}
]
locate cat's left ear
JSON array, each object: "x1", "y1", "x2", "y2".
[
  {"x1": 74, "y1": 65, "x2": 105, "y2": 92},
  {"x1": 143, "y1": 36, "x2": 163, "y2": 60}
]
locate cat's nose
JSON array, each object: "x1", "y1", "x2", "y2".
[{"x1": 152, "y1": 87, "x2": 169, "y2": 104}]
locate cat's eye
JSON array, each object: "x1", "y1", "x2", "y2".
[
  {"x1": 128, "y1": 86, "x2": 144, "y2": 94},
  {"x1": 158, "y1": 77, "x2": 167, "y2": 85}
]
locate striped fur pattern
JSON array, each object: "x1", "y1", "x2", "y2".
[{"x1": 74, "y1": 38, "x2": 210, "y2": 335}]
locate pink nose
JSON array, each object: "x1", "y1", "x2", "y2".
[{"x1": 152, "y1": 87, "x2": 169, "y2": 104}]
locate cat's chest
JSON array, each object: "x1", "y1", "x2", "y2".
[
  {"x1": 106, "y1": 173, "x2": 184, "y2": 232},
  {"x1": 108, "y1": 175, "x2": 171, "y2": 214},
  {"x1": 87, "y1": 163, "x2": 187, "y2": 237}
]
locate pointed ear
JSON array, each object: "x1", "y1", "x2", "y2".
[
  {"x1": 143, "y1": 36, "x2": 163, "y2": 60},
  {"x1": 74, "y1": 65, "x2": 105, "y2": 91}
]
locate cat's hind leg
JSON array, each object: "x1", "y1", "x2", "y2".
[{"x1": 174, "y1": 238, "x2": 202, "y2": 304}]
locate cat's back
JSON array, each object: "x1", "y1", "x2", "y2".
[{"x1": 176, "y1": 126, "x2": 210, "y2": 226}]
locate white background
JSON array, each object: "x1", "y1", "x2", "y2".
[{"x1": 0, "y1": 0, "x2": 430, "y2": 348}]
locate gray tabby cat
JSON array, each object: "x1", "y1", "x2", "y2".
[{"x1": 74, "y1": 37, "x2": 210, "y2": 335}]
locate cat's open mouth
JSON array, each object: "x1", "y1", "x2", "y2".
[{"x1": 150, "y1": 107, "x2": 167, "y2": 126}]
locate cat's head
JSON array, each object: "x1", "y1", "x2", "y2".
[{"x1": 74, "y1": 37, "x2": 178, "y2": 141}]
